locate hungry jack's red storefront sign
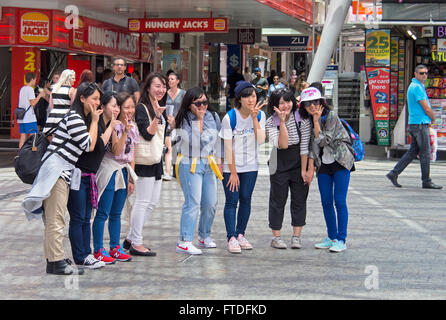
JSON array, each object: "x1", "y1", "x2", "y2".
[{"x1": 128, "y1": 18, "x2": 229, "y2": 33}]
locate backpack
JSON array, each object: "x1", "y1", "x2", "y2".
[
  {"x1": 227, "y1": 108, "x2": 261, "y2": 131},
  {"x1": 339, "y1": 118, "x2": 364, "y2": 162}
]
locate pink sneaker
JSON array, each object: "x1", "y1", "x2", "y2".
[
  {"x1": 237, "y1": 235, "x2": 253, "y2": 250},
  {"x1": 228, "y1": 237, "x2": 241, "y2": 254}
]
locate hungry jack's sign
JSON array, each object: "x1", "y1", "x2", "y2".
[{"x1": 128, "y1": 18, "x2": 228, "y2": 33}]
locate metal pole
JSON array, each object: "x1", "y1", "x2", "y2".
[{"x1": 308, "y1": 0, "x2": 352, "y2": 83}]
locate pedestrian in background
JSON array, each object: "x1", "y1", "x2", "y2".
[
  {"x1": 44, "y1": 69, "x2": 76, "y2": 136},
  {"x1": 17, "y1": 72, "x2": 48, "y2": 148},
  {"x1": 386, "y1": 64, "x2": 442, "y2": 190},
  {"x1": 266, "y1": 88, "x2": 314, "y2": 249},
  {"x1": 251, "y1": 67, "x2": 269, "y2": 105},
  {"x1": 93, "y1": 92, "x2": 138, "y2": 263},
  {"x1": 219, "y1": 81, "x2": 266, "y2": 254},
  {"x1": 164, "y1": 72, "x2": 186, "y2": 180},
  {"x1": 102, "y1": 57, "x2": 140, "y2": 102},
  {"x1": 266, "y1": 74, "x2": 286, "y2": 100},
  {"x1": 302, "y1": 86, "x2": 354, "y2": 253},
  {"x1": 124, "y1": 73, "x2": 169, "y2": 257},
  {"x1": 173, "y1": 87, "x2": 223, "y2": 255},
  {"x1": 22, "y1": 82, "x2": 102, "y2": 275}
]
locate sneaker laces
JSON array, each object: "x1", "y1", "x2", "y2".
[{"x1": 99, "y1": 248, "x2": 112, "y2": 257}]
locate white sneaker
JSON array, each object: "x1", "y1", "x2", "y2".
[
  {"x1": 162, "y1": 174, "x2": 172, "y2": 181},
  {"x1": 198, "y1": 236, "x2": 217, "y2": 248},
  {"x1": 176, "y1": 241, "x2": 203, "y2": 255},
  {"x1": 80, "y1": 254, "x2": 105, "y2": 269}
]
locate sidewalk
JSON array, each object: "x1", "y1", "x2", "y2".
[{"x1": 0, "y1": 144, "x2": 445, "y2": 300}]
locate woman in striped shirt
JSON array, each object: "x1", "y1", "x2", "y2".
[
  {"x1": 265, "y1": 88, "x2": 314, "y2": 250},
  {"x1": 43, "y1": 69, "x2": 76, "y2": 135},
  {"x1": 23, "y1": 82, "x2": 102, "y2": 275}
]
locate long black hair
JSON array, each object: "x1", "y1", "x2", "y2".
[
  {"x1": 175, "y1": 87, "x2": 210, "y2": 129},
  {"x1": 99, "y1": 90, "x2": 118, "y2": 131},
  {"x1": 267, "y1": 88, "x2": 297, "y2": 116},
  {"x1": 70, "y1": 82, "x2": 102, "y2": 130},
  {"x1": 139, "y1": 72, "x2": 168, "y2": 120}
]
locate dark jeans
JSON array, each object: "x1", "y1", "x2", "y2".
[
  {"x1": 67, "y1": 176, "x2": 93, "y2": 265},
  {"x1": 222, "y1": 171, "x2": 258, "y2": 241},
  {"x1": 390, "y1": 124, "x2": 431, "y2": 184}
]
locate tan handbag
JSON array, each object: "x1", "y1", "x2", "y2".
[{"x1": 134, "y1": 103, "x2": 165, "y2": 165}]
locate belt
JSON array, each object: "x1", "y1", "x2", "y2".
[{"x1": 175, "y1": 153, "x2": 223, "y2": 187}]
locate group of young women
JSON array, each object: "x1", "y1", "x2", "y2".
[{"x1": 22, "y1": 69, "x2": 354, "y2": 276}]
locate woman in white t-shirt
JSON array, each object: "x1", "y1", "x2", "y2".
[{"x1": 219, "y1": 81, "x2": 266, "y2": 254}]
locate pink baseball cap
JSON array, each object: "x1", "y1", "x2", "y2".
[{"x1": 300, "y1": 87, "x2": 323, "y2": 102}]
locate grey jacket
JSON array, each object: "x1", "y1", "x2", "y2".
[{"x1": 311, "y1": 111, "x2": 355, "y2": 172}]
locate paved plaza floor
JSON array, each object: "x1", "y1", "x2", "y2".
[{"x1": 0, "y1": 146, "x2": 445, "y2": 301}]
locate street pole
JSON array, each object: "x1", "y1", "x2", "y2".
[{"x1": 307, "y1": 0, "x2": 352, "y2": 83}]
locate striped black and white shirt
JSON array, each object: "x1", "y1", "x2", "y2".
[
  {"x1": 43, "y1": 85, "x2": 72, "y2": 134},
  {"x1": 42, "y1": 109, "x2": 91, "y2": 182},
  {"x1": 266, "y1": 115, "x2": 312, "y2": 155}
]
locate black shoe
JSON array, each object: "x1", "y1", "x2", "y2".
[
  {"x1": 129, "y1": 246, "x2": 157, "y2": 257},
  {"x1": 386, "y1": 172, "x2": 402, "y2": 188},
  {"x1": 422, "y1": 182, "x2": 443, "y2": 189},
  {"x1": 123, "y1": 238, "x2": 132, "y2": 251},
  {"x1": 46, "y1": 259, "x2": 84, "y2": 275}
]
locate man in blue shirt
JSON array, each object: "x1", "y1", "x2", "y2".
[{"x1": 386, "y1": 65, "x2": 442, "y2": 189}]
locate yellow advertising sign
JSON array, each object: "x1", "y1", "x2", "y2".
[{"x1": 366, "y1": 29, "x2": 390, "y2": 67}]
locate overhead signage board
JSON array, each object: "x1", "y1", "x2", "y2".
[
  {"x1": 267, "y1": 36, "x2": 309, "y2": 48},
  {"x1": 128, "y1": 18, "x2": 229, "y2": 33}
]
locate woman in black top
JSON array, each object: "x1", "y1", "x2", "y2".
[
  {"x1": 67, "y1": 91, "x2": 121, "y2": 269},
  {"x1": 123, "y1": 73, "x2": 175, "y2": 256}
]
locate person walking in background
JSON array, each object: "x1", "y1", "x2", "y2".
[
  {"x1": 219, "y1": 81, "x2": 266, "y2": 254},
  {"x1": 70, "y1": 69, "x2": 94, "y2": 101},
  {"x1": 102, "y1": 57, "x2": 140, "y2": 102},
  {"x1": 69, "y1": 91, "x2": 121, "y2": 267},
  {"x1": 164, "y1": 72, "x2": 186, "y2": 181},
  {"x1": 22, "y1": 82, "x2": 102, "y2": 275},
  {"x1": 386, "y1": 65, "x2": 442, "y2": 189},
  {"x1": 243, "y1": 67, "x2": 253, "y2": 83},
  {"x1": 302, "y1": 87, "x2": 354, "y2": 253},
  {"x1": 266, "y1": 74, "x2": 286, "y2": 100},
  {"x1": 123, "y1": 73, "x2": 170, "y2": 257},
  {"x1": 173, "y1": 87, "x2": 223, "y2": 255},
  {"x1": 278, "y1": 71, "x2": 288, "y2": 87},
  {"x1": 44, "y1": 69, "x2": 76, "y2": 136},
  {"x1": 17, "y1": 72, "x2": 49, "y2": 148},
  {"x1": 93, "y1": 92, "x2": 138, "y2": 264},
  {"x1": 251, "y1": 67, "x2": 269, "y2": 105},
  {"x1": 266, "y1": 88, "x2": 314, "y2": 250},
  {"x1": 226, "y1": 66, "x2": 245, "y2": 110}
]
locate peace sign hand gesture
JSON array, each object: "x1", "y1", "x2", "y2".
[
  {"x1": 251, "y1": 100, "x2": 265, "y2": 119},
  {"x1": 273, "y1": 106, "x2": 287, "y2": 123}
]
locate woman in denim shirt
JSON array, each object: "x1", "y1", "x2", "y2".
[{"x1": 172, "y1": 87, "x2": 223, "y2": 255}]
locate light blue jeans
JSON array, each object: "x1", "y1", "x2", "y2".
[{"x1": 178, "y1": 159, "x2": 218, "y2": 242}]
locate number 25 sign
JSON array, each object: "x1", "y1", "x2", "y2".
[{"x1": 366, "y1": 29, "x2": 391, "y2": 67}]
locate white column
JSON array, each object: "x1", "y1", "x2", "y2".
[{"x1": 307, "y1": 0, "x2": 352, "y2": 83}]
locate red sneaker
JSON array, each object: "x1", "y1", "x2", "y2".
[
  {"x1": 109, "y1": 245, "x2": 132, "y2": 262},
  {"x1": 94, "y1": 248, "x2": 116, "y2": 265}
]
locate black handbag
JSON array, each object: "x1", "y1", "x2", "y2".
[
  {"x1": 14, "y1": 132, "x2": 50, "y2": 184},
  {"x1": 14, "y1": 106, "x2": 31, "y2": 121}
]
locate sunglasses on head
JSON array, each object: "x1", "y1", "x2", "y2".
[{"x1": 192, "y1": 100, "x2": 209, "y2": 107}]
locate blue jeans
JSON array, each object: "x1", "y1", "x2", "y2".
[
  {"x1": 222, "y1": 171, "x2": 258, "y2": 241},
  {"x1": 317, "y1": 169, "x2": 350, "y2": 243},
  {"x1": 390, "y1": 124, "x2": 431, "y2": 184},
  {"x1": 67, "y1": 176, "x2": 93, "y2": 264},
  {"x1": 179, "y1": 160, "x2": 217, "y2": 242},
  {"x1": 92, "y1": 169, "x2": 128, "y2": 252}
]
